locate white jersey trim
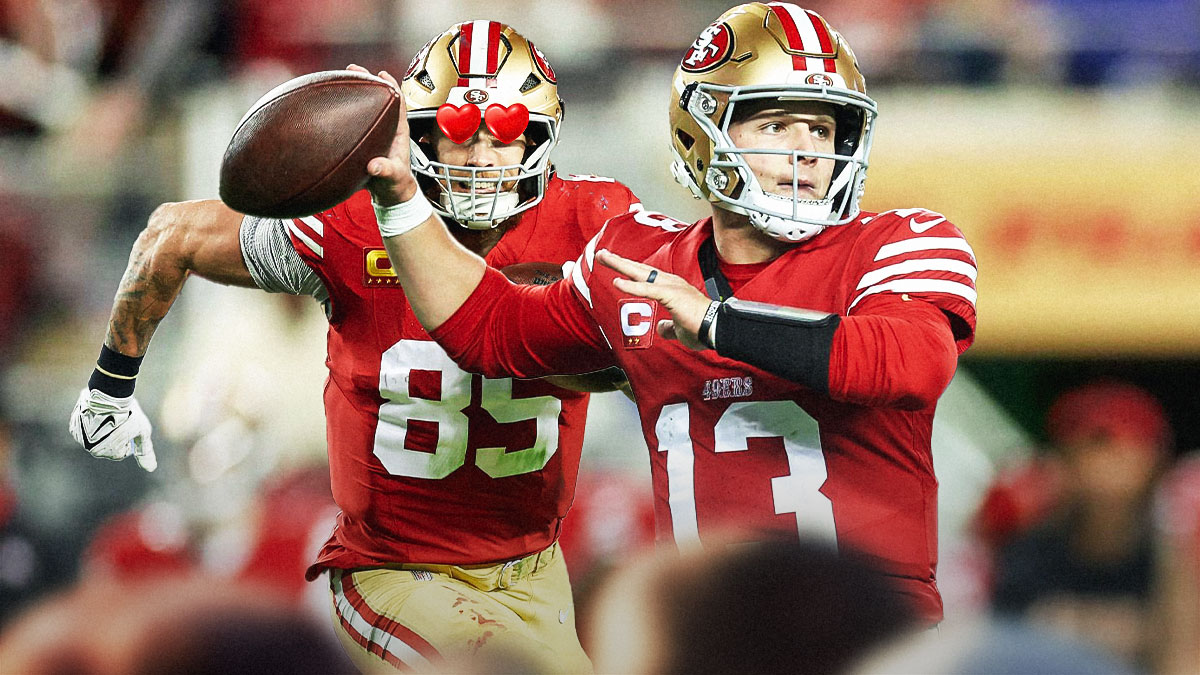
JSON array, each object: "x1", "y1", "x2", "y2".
[
  {"x1": 286, "y1": 219, "x2": 324, "y2": 258},
  {"x1": 856, "y1": 258, "x2": 978, "y2": 290},
  {"x1": 848, "y1": 278, "x2": 978, "y2": 311},
  {"x1": 874, "y1": 236, "x2": 976, "y2": 263}
]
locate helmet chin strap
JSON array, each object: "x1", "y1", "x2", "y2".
[{"x1": 440, "y1": 191, "x2": 521, "y2": 230}]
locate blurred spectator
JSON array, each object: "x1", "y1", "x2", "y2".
[
  {"x1": 0, "y1": 404, "x2": 60, "y2": 629},
  {"x1": 1152, "y1": 452, "x2": 1200, "y2": 673},
  {"x1": 851, "y1": 616, "x2": 1135, "y2": 674},
  {"x1": 0, "y1": 197, "x2": 40, "y2": 357},
  {"x1": 80, "y1": 466, "x2": 337, "y2": 615},
  {"x1": 0, "y1": 575, "x2": 353, "y2": 673},
  {"x1": 585, "y1": 537, "x2": 918, "y2": 675},
  {"x1": 989, "y1": 380, "x2": 1173, "y2": 670}
]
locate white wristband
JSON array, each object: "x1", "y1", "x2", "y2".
[{"x1": 373, "y1": 191, "x2": 435, "y2": 238}]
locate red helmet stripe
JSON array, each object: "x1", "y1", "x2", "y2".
[
  {"x1": 455, "y1": 21, "x2": 473, "y2": 87},
  {"x1": 805, "y1": 11, "x2": 838, "y2": 73},
  {"x1": 768, "y1": 4, "x2": 808, "y2": 71},
  {"x1": 486, "y1": 21, "x2": 502, "y2": 75}
]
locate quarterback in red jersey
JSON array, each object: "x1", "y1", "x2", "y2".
[
  {"x1": 361, "y1": 3, "x2": 977, "y2": 626},
  {"x1": 69, "y1": 21, "x2": 636, "y2": 673}
]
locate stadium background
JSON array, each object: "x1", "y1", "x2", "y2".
[{"x1": 1, "y1": 0, "x2": 1197, "y2": 670}]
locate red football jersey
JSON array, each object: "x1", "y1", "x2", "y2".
[
  {"x1": 285, "y1": 174, "x2": 637, "y2": 578},
  {"x1": 433, "y1": 207, "x2": 978, "y2": 623}
]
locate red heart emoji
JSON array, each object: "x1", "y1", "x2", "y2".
[
  {"x1": 436, "y1": 103, "x2": 481, "y2": 144},
  {"x1": 484, "y1": 104, "x2": 530, "y2": 144}
]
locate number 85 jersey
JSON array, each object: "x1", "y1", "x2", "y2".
[{"x1": 239, "y1": 176, "x2": 638, "y2": 578}]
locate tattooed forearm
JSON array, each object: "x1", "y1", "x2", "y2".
[{"x1": 104, "y1": 209, "x2": 190, "y2": 357}]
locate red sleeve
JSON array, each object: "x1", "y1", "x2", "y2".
[
  {"x1": 430, "y1": 266, "x2": 615, "y2": 379},
  {"x1": 846, "y1": 210, "x2": 978, "y2": 355},
  {"x1": 828, "y1": 294, "x2": 959, "y2": 410}
]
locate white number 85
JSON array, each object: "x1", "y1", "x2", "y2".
[{"x1": 373, "y1": 340, "x2": 562, "y2": 479}]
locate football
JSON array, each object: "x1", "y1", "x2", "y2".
[
  {"x1": 500, "y1": 261, "x2": 564, "y2": 286},
  {"x1": 219, "y1": 70, "x2": 401, "y2": 219}
]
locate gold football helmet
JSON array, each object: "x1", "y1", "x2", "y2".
[
  {"x1": 401, "y1": 21, "x2": 563, "y2": 229},
  {"x1": 669, "y1": 3, "x2": 877, "y2": 242}
]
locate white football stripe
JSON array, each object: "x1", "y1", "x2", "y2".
[
  {"x1": 331, "y1": 573, "x2": 433, "y2": 671},
  {"x1": 298, "y1": 215, "x2": 324, "y2": 236},
  {"x1": 875, "y1": 236, "x2": 976, "y2": 262},
  {"x1": 848, "y1": 278, "x2": 978, "y2": 310},
  {"x1": 856, "y1": 258, "x2": 978, "y2": 290},
  {"x1": 286, "y1": 220, "x2": 323, "y2": 258}
]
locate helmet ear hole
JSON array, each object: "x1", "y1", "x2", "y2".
[
  {"x1": 519, "y1": 73, "x2": 541, "y2": 93},
  {"x1": 834, "y1": 106, "x2": 863, "y2": 156}
]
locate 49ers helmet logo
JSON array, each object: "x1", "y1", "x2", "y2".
[
  {"x1": 681, "y1": 22, "x2": 734, "y2": 73},
  {"x1": 806, "y1": 73, "x2": 834, "y2": 86},
  {"x1": 529, "y1": 41, "x2": 557, "y2": 83}
]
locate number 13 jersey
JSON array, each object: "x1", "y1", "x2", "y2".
[{"x1": 432, "y1": 207, "x2": 978, "y2": 623}]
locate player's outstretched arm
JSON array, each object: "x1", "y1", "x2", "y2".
[
  {"x1": 107, "y1": 200, "x2": 254, "y2": 357},
  {"x1": 69, "y1": 200, "x2": 251, "y2": 471},
  {"x1": 349, "y1": 65, "x2": 487, "y2": 332},
  {"x1": 600, "y1": 249, "x2": 957, "y2": 409}
]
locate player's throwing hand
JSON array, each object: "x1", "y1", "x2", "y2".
[
  {"x1": 598, "y1": 249, "x2": 714, "y2": 351},
  {"x1": 346, "y1": 64, "x2": 420, "y2": 207}
]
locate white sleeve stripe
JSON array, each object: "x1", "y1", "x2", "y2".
[
  {"x1": 848, "y1": 278, "x2": 977, "y2": 311},
  {"x1": 856, "y1": 258, "x2": 978, "y2": 290},
  {"x1": 298, "y1": 215, "x2": 324, "y2": 236},
  {"x1": 875, "y1": 237, "x2": 976, "y2": 262},
  {"x1": 570, "y1": 253, "x2": 593, "y2": 308},
  {"x1": 583, "y1": 233, "x2": 599, "y2": 271},
  {"x1": 286, "y1": 220, "x2": 324, "y2": 258}
]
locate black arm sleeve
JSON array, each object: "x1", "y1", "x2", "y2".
[{"x1": 712, "y1": 298, "x2": 841, "y2": 394}]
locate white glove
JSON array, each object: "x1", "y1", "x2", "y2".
[{"x1": 69, "y1": 387, "x2": 157, "y2": 472}]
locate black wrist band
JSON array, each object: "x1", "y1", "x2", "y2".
[
  {"x1": 697, "y1": 300, "x2": 722, "y2": 349},
  {"x1": 88, "y1": 345, "x2": 143, "y2": 398}
]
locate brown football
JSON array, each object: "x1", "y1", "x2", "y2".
[
  {"x1": 500, "y1": 261, "x2": 564, "y2": 286},
  {"x1": 219, "y1": 70, "x2": 400, "y2": 218}
]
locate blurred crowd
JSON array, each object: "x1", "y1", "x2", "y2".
[{"x1": 2, "y1": 0, "x2": 1199, "y2": 673}]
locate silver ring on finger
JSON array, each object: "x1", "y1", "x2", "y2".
[{"x1": 646, "y1": 269, "x2": 658, "y2": 283}]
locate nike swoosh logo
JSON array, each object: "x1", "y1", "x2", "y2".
[
  {"x1": 909, "y1": 215, "x2": 945, "y2": 233},
  {"x1": 82, "y1": 414, "x2": 119, "y2": 450}
]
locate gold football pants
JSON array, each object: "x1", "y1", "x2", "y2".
[{"x1": 328, "y1": 542, "x2": 591, "y2": 673}]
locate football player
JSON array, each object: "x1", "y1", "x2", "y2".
[
  {"x1": 68, "y1": 21, "x2": 638, "y2": 673},
  {"x1": 361, "y1": 2, "x2": 977, "y2": 627}
]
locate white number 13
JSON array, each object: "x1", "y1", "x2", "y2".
[{"x1": 655, "y1": 400, "x2": 836, "y2": 545}]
